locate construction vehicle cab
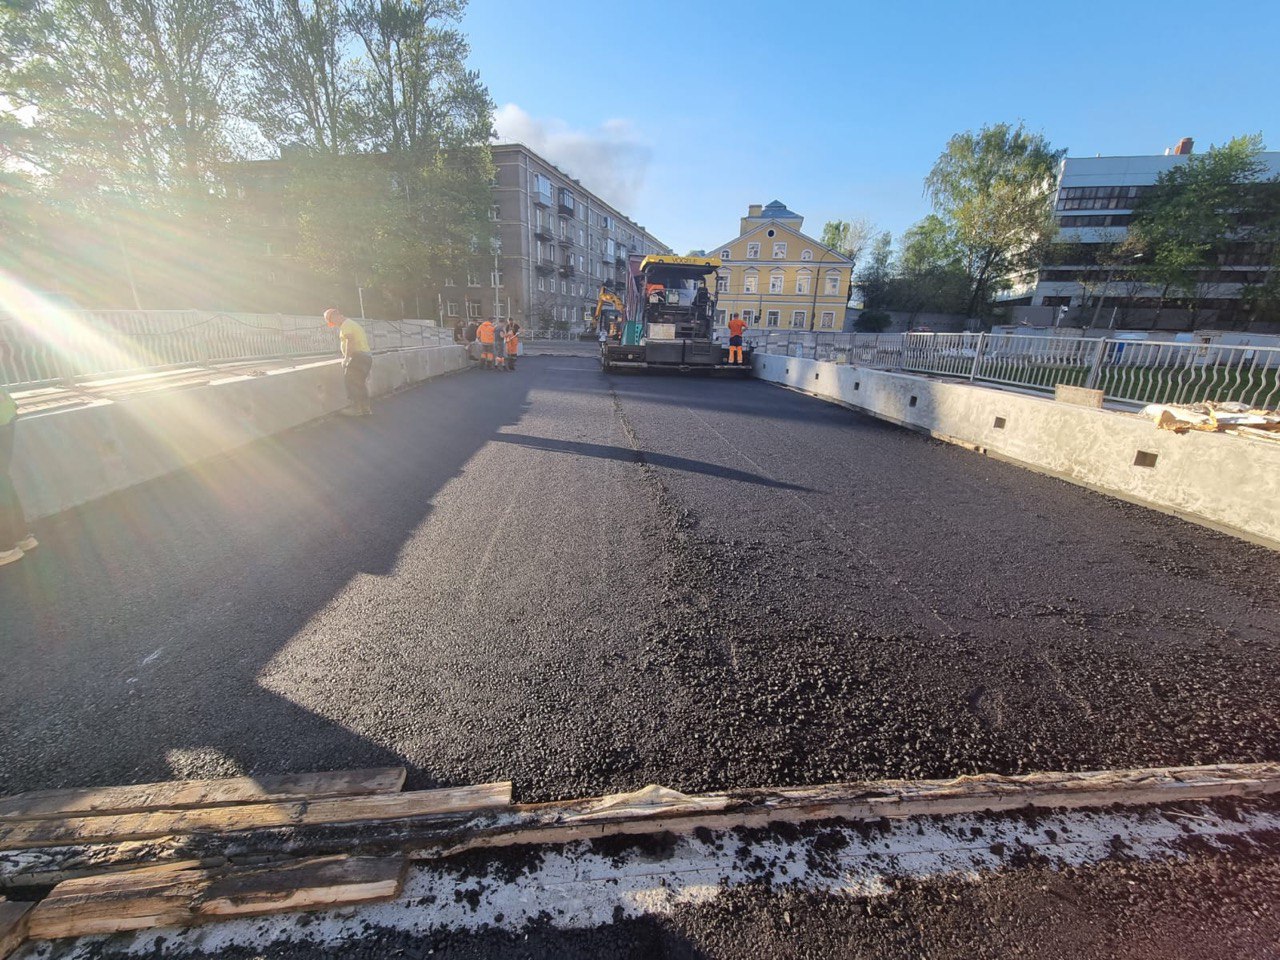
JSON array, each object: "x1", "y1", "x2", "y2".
[
  {"x1": 594, "y1": 288, "x2": 626, "y2": 341},
  {"x1": 601, "y1": 255, "x2": 749, "y2": 373}
]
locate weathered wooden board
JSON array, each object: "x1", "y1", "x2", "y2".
[
  {"x1": 25, "y1": 855, "x2": 404, "y2": 940},
  {"x1": 0, "y1": 782, "x2": 513, "y2": 852},
  {"x1": 6, "y1": 764, "x2": 1278, "y2": 894},
  {"x1": 0, "y1": 899, "x2": 33, "y2": 960},
  {"x1": 424, "y1": 762, "x2": 1280, "y2": 857},
  {"x1": 0, "y1": 767, "x2": 408, "y2": 822}
]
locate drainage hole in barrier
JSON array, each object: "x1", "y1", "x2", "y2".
[
  {"x1": 909, "y1": 395, "x2": 918, "y2": 407},
  {"x1": 814, "y1": 373, "x2": 820, "y2": 381},
  {"x1": 854, "y1": 381, "x2": 860, "y2": 390},
  {"x1": 994, "y1": 416, "x2": 1007, "y2": 429},
  {"x1": 1134, "y1": 450, "x2": 1158, "y2": 468}
]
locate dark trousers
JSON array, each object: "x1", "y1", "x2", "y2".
[
  {"x1": 0, "y1": 420, "x2": 26, "y2": 546},
  {"x1": 343, "y1": 353, "x2": 373, "y2": 405}
]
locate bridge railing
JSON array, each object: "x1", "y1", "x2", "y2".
[
  {"x1": 751, "y1": 330, "x2": 1280, "y2": 409},
  {"x1": 0, "y1": 310, "x2": 452, "y2": 390}
]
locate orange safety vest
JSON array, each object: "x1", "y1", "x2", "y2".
[
  {"x1": 728, "y1": 317, "x2": 747, "y2": 337},
  {"x1": 476, "y1": 321, "x2": 495, "y2": 344},
  {"x1": 504, "y1": 332, "x2": 519, "y2": 353}
]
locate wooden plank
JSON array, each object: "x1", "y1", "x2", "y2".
[
  {"x1": 4, "y1": 764, "x2": 1278, "y2": 892},
  {"x1": 0, "y1": 782, "x2": 511, "y2": 852},
  {"x1": 0, "y1": 767, "x2": 408, "y2": 822},
  {"x1": 0, "y1": 899, "x2": 33, "y2": 960},
  {"x1": 424, "y1": 761, "x2": 1280, "y2": 858},
  {"x1": 25, "y1": 855, "x2": 404, "y2": 941}
]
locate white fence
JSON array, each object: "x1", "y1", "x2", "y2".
[
  {"x1": 0, "y1": 310, "x2": 451, "y2": 389},
  {"x1": 751, "y1": 330, "x2": 1280, "y2": 409}
]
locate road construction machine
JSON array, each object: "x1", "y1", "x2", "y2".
[{"x1": 599, "y1": 254, "x2": 749, "y2": 373}]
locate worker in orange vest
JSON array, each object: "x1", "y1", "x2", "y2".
[
  {"x1": 476, "y1": 317, "x2": 496, "y2": 368},
  {"x1": 503, "y1": 326, "x2": 520, "y2": 371},
  {"x1": 726, "y1": 312, "x2": 747, "y2": 364}
]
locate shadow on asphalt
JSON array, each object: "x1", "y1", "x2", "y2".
[
  {"x1": 0, "y1": 365, "x2": 531, "y2": 795},
  {"x1": 492, "y1": 433, "x2": 812, "y2": 492}
]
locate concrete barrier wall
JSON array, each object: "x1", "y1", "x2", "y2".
[
  {"x1": 13, "y1": 346, "x2": 468, "y2": 521},
  {"x1": 753, "y1": 354, "x2": 1280, "y2": 550}
]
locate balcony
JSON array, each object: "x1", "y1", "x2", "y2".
[
  {"x1": 533, "y1": 225, "x2": 554, "y2": 241},
  {"x1": 558, "y1": 189, "x2": 575, "y2": 217},
  {"x1": 557, "y1": 234, "x2": 572, "y2": 247},
  {"x1": 560, "y1": 264, "x2": 576, "y2": 277},
  {"x1": 535, "y1": 260, "x2": 555, "y2": 275},
  {"x1": 532, "y1": 188, "x2": 551, "y2": 208}
]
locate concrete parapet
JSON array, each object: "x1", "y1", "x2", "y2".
[
  {"x1": 12, "y1": 346, "x2": 468, "y2": 521},
  {"x1": 753, "y1": 354, "x2": 1280, "y2": 550}
]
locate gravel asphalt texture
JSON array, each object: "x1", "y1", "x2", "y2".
[{"x1": 2, "y1": 353, "x2": 1280, "y2": 802}]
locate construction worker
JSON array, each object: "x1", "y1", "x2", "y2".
[
  {"x1": 476, "y1": 317, "x2": 496, "y2": 368},
  {"x1": 503, "y1": 324, "x2": 520, "y2": 372},
  {"x1": 0, "y1": 330, "x2": 37, "y2": 567},
  {"x1": 492, "y1": 317, "x2": 507, "y2": 369},
  {"x1": 727, "y1": 312, "x2": 747, "y2": 365},
  {"x1": 324, "y1": 307, "x2": 373, "y2": 416}
]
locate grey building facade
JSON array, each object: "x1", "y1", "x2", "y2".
[{"x1": 460, "y1": 143, "x2": 667, "y2": 333}]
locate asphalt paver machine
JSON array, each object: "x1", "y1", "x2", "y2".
[{"x1": 600, "y1": 254, "x2": 749, "y2": 373}]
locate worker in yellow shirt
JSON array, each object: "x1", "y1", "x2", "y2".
[
  {"x1": 726, "y1": 312, "x2": 747, "y2": 365},
  {"x1": 324, "y1": 308, "x2": 373, "y2": 416}
]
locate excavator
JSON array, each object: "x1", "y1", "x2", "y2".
[
  {"x1": 593, "y1": 287, "x2": 626, "y2": 341},
  {"x1": 599, "y1": 254, "x2": 749, "y2": 373}
]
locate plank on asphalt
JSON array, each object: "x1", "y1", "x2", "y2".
[
  {"x1": 0, "y1": 767, "x2": 409, "y2": 822},
  {"x1": 24, "y1": 855, "x2": 405, "y2": 940},
  {"x1": 0, "y1": 782, "x2": 513, "y2": 851}
]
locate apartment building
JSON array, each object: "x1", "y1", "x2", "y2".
[
  {"x1": 1019, "y1": 139, "x2": 1280, "y2": 329},
  {"x1": 706, "y1": 202, "x2": 852, "y2": 331},
  {"x1": 482, "y1": 143, "x2": 668, "y2": 332}
]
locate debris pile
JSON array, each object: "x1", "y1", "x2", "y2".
[{"x1": 1142, "y1": 400, "x2": 1280, "y2": 441}]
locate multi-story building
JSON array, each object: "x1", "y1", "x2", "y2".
[
  {"x1": 483, "y1": 143, "x2": 667, "y2": 332},
  {"x1": 706, "y1": 202, "x2": 852, "y2": 331},
  {"x1": 1018, "y1": 139, "x2": 1280, "y2": 330}
]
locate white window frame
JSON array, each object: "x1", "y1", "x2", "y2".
[
  {"x1": 467, "y1": 271, "x2": 480, "y2": 287},
  {"x1": 768, "y1": 271, "x2": 784, "y2": 294},
  {"x1": 742, "y1": 309, "x2": 756, "y2": 325},
  {"x1": 716, "y1": 273, "x2": 730, "y2": 293},
  {"x1": 491, "y1": 270, "x2": 503, "y2": 288},
  {"x1": 743, "y1": 272, "x2": 758, "y2": 294},
  {"x1": 801, "y1": 249, "x2": 813, "y2": 261},
  {"x1": 467, "y1": 301, "x2": 481, "y2": 318},
  {"x1": 820, "y1": 310, "x2": 836, "y2": 329},
  {"x1": 791, "y1": 310, "x2": 806, "y2": 328},
  {"x1": 538, "y1": 277, "x2": 545, "y2": 292},
  {"x1": 746, "y1": 241, "x2": 760, "y2": 259},
  {"x1": 716, "y1": 309, "x2": 727, "y2": 325},
  {"x1": 795, "y1": 269, "x2": 811, "y2": 295},
  {"x1": 825, "y1": 271, "x2": 841, "y2": 296},
  {"x1": 561, "y1": 280, "x2": 567, "y2": 294},
  {"x1": 446, "y1": 301, "x2": 459, "y2": 317},
  {"x1": 721, "y1": 249, "x2": 731, "y2": 260},
  {"x1": 766, "y1": 310, "x2": 780, "y2": 327},
  {"x1": 773, "y1": 241, "x2": 787, "y2": 259}
]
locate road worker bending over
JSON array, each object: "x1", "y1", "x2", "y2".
[
  {"x1": 476, "y1": 317, "x2": 496, "y2": 368},
  {"x1": 324, "y1": 307, "x2": 373, "y2": 416},
  {"x1": 726, "y1": 312, "x2": 747, "y2": 365}
]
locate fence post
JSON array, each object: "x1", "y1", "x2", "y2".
[
  {"x1": 1084, "y1": 337, "x2": 1107, "y2": 390},
  {"x1": 969, "y1": 331, "x2": 986, "y2": 382}
]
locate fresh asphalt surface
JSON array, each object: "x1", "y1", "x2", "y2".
[{"x1": 4, "y1": 351, "x2": 1280, "y2": 956}]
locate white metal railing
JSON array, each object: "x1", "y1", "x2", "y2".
[
  {"x1": 754, "y1": 330, "x2": 1280, "y2": 409},
  {"x1": 0, "y1": 310, "x2": 452, "y2": 389}
]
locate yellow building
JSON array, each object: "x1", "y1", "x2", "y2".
[{"x1": 707, "y1": 201, "x2": 853, "y2": 331}]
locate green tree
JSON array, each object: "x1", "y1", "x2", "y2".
[
  {"x1": 820, "y1": 217, "x2": 874, "y2": 268},
  {"x1": 1128, "y1": 134, "x2": 1280, "y2": 324},
  {"x1": 892, "y1": 215, "x2": 971, "y2": 316},
  {"x1": 2, "y1": 0, "x2": 241, "y2": 199},
  {"x1": 924, "y1": 122, "x2": 1064, "y2": 317},
  {"x1": 241, "y1": 0, "x2": 361, "y2": 155},
  {"x1": 346, "y1": 0, "x2": 493, "y2": 152},
  {"x1": 854, "y1": 231, "x2": 893, "y2": 309}
]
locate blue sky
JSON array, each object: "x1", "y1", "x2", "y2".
[{"x1": 463, "y1": 0, "x2": 1279, "y2": 257}]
